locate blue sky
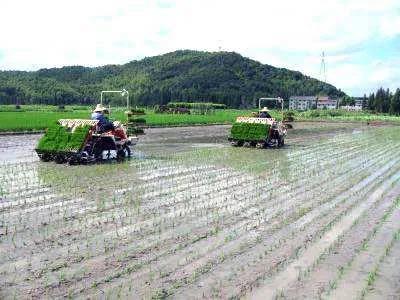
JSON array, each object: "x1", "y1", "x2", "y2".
[{"x1": 1, "y1": 0, "x2": 399, "y2": 96}]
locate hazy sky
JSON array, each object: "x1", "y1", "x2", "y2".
[{"x1": 1, "y1": 0, "x2": 399, "y2": 96}]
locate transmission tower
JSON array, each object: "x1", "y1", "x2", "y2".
[{"x1": 319, "y1": 51, "x2": 327, "y2": 83}]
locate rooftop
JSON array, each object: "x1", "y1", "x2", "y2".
[{"x1": 289, "y1": 96, "x2": 317, "y2": 101}]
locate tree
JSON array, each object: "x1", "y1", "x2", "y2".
[
  {"x1": 389, "y1": 89, "x2": 400, "y2": 115},
  {"x1": 368, "y1": 93, "x2": 375, "y2": 110},
  {"x1": 0, "y1": 50, "x2": 346, "y2": 107}
]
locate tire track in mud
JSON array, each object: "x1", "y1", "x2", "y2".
[{"x1": 249, "y1": 170, "x2": 400, "y2": 299}]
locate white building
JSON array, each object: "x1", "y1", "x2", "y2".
[
  {"x1": 340, "y1": 105, "x2": 362, "y2": 111},
  {"x1": 289, "y1": 96, "x2": 317, "y2": 110},
  {"x1": 317, "y1": 96, "x2": 337, "y2": 109},
  {"x1": 339, "y1": 97, "x2": 365, "y2": 111},
  {"x1": 354, "y1": 98, "x2": 365, "y2": 109}
]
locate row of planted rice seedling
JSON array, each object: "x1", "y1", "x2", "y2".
[
  {"x1": 96, "y1": 146, "x2": 400, "y2": 298},
  {"x1": 2, "y1": 126, "x2": 400, "y2": 299},
  {"x1": 0, "y1": 129, "x2": 394, "y2": 244},
  {"x1": 0, "y1": 129, "x2": 388, "y2": 251}
]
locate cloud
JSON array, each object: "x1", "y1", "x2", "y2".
[{"x1": 0, "y1": 0, "x2": 399, "y2": 95}]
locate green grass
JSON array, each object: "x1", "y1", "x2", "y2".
[
  {"x1": 296, "y1": 109, "x2": 400, "y2": 122},
  {"x1": 0, "y1": 106, "x2": 254, "y2": 132},
  {"x1": 1, "y1": 105, "x2": 400, "y2": 132}
]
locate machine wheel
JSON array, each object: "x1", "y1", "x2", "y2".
[
  {"x1": 68, "y1": 154, "x2": 79, "y2": 165},
  {"x1": 91, "y1": 143, "x2": 104, "y2": 161},
  {"x1": 243, "y1": 142, "x2": 251, "y2": 147},
  {"x1": 278, "y1": 137, "x2": 285, "y2": 147},
  {"x1": 125, "y1": 145, "x2": 131, "y2": 157},
  {"x1": 117, "y1": 145, "x2": 131, "y2": 161},
  {"x1": 231, "y1": 140, "x2": 244, "y2": 147},
  {"x1": 38, "y1": 152, "x2": 52, "y2": 162},
  {"x1": 256, "y1": 142, "x2": 266, "y2": 149},
  {"x1": 54, "y1": 154, "x2": 66, "y2": 164},
  {"x1": 68, "y1": 152, "x2": 92, "y2": 165}
]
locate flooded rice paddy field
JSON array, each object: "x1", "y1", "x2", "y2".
[{"x1": 1, "y1": 122, "x2": 400, "y2": 299}]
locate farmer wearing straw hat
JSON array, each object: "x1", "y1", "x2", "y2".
[
  {"x1": 91, "y1": 104, "x2": 115, "y2": 132},
  {"x1": 259, "y1": 107, "x2": 272, "y2": 118}
]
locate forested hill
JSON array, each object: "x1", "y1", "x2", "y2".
[{"x1": 0, "y1": 50, "x2": 345, "y2": 107}]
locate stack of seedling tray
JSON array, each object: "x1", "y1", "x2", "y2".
[
  {"x1": 230, "y1": 122, "x2": 270, "y2": 141},
  {"x1": 36, "y1": 123, "x2": 92, "y2": 155},
  {"x1": 126, "y1": 108, "x2": 146, "y2": 136}
]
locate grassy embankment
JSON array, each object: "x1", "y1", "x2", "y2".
[
  {"x1": 0, "y1": 105, "x2": 253, "y2": 132},
  {"x1": 0, "y1": 105, "x2": 400, "y2": 132}
]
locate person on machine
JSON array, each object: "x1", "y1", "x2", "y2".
[
  {"x1": 259, "y1": 107, "x2": 272, "y2": 118},
  {"x1": 91, "y1": 104, "x2": 115, "y2": 132}
]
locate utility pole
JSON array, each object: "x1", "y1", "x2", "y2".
[{"x1": 319, "y1": 51, "x2": 327, "y2": 83}]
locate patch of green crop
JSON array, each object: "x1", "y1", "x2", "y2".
[
  {"x1": 127, "y1": 117, "x2": 146, "y2": 124},
  {"x1": 126, "y1": 110, "x2": 147, "y2": 135},
  {"x1": 230, "y1": 122, "x2": 270, "y2": 141},
  {"x1": 127, "y1": 127, "x2": 145, "y2": 135},
  {"x1": 36, "y1": 124, "x2": 91, "y2": 152}
]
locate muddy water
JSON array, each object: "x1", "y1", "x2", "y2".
[
  {"x1": 0, "y1": 122, "x2": 368, "y2": 164},
  {"x1": 2, "y1": 121, "x2": 397, "y2": 300}
]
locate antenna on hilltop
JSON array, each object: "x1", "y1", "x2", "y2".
[
  {"x1": 217, "y1": 40, "x2": 223, "y2": 66},
  {"x1": 319, "y1": 51, "x2": 327, "y2": 83}
]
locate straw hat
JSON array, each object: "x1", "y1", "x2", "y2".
[
  {"x1": 260, "y1": 107, "x2": 270, "y2": 112},
  {"x1": 93, "y1": 104, "x2": 106, "y2": 112}
]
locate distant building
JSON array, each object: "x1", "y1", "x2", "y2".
[
  {"x1": 339, "y1": 97, "x2": 365, "y2": 111},
  {"x1": 354, "y1": 97, "x2": 365, "y2": 109},
  {"x1": 317, "y1": 96, "x2": 337, "y2": 109},
  {"x1": 340, "y1": 105, "x2": 362, "y2": 111},
  {"x1": 289, "y1": 96, "x2": 317, "y2": 110},
  {"x1": 289, "y1": 95, "x2": 339, "y2": 110}
]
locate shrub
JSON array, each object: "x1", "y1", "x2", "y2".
[
  {"x1": 309, "y1": 111, "x2": 320, "y2": 118},
  {"x1": 167, "y1": 102, "x2": 227, "y2": 109},
  {"x1": 128, "y1": 117, "x2": 146, "y2": 124},
  {"x1": 127, "y1": 127, "x2": 144, "y2": 135},
  {"x1": 126, "y1": 108, "x2": 145, "y2": 115},
  {"x1": 328, "y1": 110, "x2": 342, "y2": 117},
  {"x1": 283, "y1": 111, "x2": 295, "y2": 122}
]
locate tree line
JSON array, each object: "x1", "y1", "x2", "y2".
[
  {"x1": 0, "y1": 50, "x2": 344, "y2": 108},
  {"x1": 366, "y1": 87, "x2": 400, "y2": 115}
]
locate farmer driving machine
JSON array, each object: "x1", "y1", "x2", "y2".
[
  {"x1": 228, "y1": 97, "x2": 287, "y2": 148},
  {"x1": 35, "y1": 89, "x2": 146, "y2": 164}
]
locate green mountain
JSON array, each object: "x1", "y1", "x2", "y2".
[{"x1": 0, "y1": 50, "x2": 345, "y2": 107}]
